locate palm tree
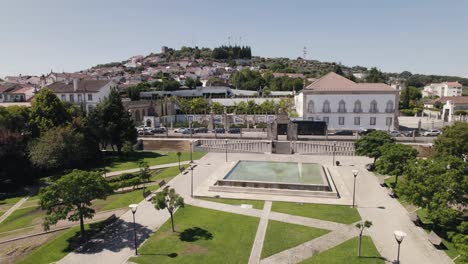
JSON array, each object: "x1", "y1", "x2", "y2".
[{"x1": 355, "y1": 220, "x2": 373, "y2": 257}]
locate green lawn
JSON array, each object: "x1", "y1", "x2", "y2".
[
  {"x1": 262, "y1": 220, "x2": 329, "y2": 259},
  {"x1": 300, "y1": 236, "x2": 384, "y2": 264},
  {"x1": 197, "y1": 197, "x2": 265, "y2": 210},
  {"x1": 0, "y1": 206, "x2": 44, "y2": 233},
  {"x1": 129, "y1": 205, "x2": 259, "y2": 264},
  {"x1": 105, "y1": 151, "x2": 206, "y2": 172},
  {"x1": 17, "y1": 221, "x2": 107, "y2": 264},
  {"x1": 271, "y1": 202, "x2": 361, "y2": 224},
  {"x1": 0, "y1": 196, "x2": 23, "y2": 212}
]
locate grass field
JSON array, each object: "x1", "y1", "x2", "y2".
[
  {"x1": 129, "y1": 205, "x2": 259, "y2": 264},
  {"x1": 271, "y1": 202, "x2": 361, "y2": 224},
  {"x1": 105, "y1": 151, "x2": 206, "y2": 172},
  {"x1": 262, "y1": 220, "x2": 329, "y2": 259},
  {"x1": 300, "y1": 236, "x2": 384, "y2": 264},
  {"x1": 0, "y1": 206, "x2": 44, "y2": 233},
  {"x1": 0, "y1": 196, "x2": 23, "y2": 212},
  {"x1": 197, "y1": 197, "x2": 265, "y2": 210},
  {"x1": 17, "y1": 221, "x2": 106, "y2": 264}
]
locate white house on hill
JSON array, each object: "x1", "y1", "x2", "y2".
[
  {"x1": 295, "y1": 72, "x2": 398, "y2": 131},
  {"x1": 47, "y1": 79, "x2": 115, "y2": 112},
  {"x1": 422, "y1": 82, "x2": 463, "y2": 98}
]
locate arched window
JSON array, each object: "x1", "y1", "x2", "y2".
[
  {"x1": 307, "y1": 100, "x2": 315, "y2": 113},
  {"x1": 338, "y1": 100, "x2": 346, "y2": 113},
  {"x1": 370, "y1": 100, "x2": 378, "y2": 113},
  {"x1": 353, "y1": 100, "x2": 362, "y2": 113},
  {"x1": 322, "y1": 100, "x2": 330, "y2": 113},
  {"x1": 385, "y1": 100, "x2": 394, "y2": 113}
]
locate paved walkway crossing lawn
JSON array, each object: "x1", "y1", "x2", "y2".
[
  {"x1": 105, "y1": 151, "x2": 206, "y2": 172},
  {"x1": 299, "y1": 236, "x2": 384, "y2": 264},
  {"x1": 197, "y1": 197, "x2": 265, "y2": 210},
  {"x1": 271, "y1": 201, "x2": 361, "y2": 224},
  {"x1": 0, "y1": 206, "x2": 43, "y2": 234},
  {"x1": 129, "y1": 205, "x2": 259, "y2": 264},
  {"x1": 261, "y1": 220, "x2": 329, "y2": 259}
]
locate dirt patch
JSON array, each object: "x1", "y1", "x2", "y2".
[{"x1": 182, "y1": 243, "x2": 209, "y2": 255}]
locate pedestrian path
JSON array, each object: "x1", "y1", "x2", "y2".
[
  {"x1": 0, "y1": 188, "x2": 34, "y2": 224},
  {"x1": 104, "y1": 161, "x2": 192, "y2": 177},
  {"x1": 248, "y1": 201, "x2": 272, "y2": 264}
]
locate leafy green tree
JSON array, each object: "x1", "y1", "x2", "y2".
[
  {"x1": 138, "y1": 161, "x2": 150, "y2": 188},
  {"x1": 87, "y1": 89, "x2": 137, "y2": 153},
  {"x1": 153, "y1": 188, "x2": 184, "y2": 232},
  {"x1": 355, "y1": 131, "x2": 395, "y2": 162},
  {"x1": 400, "y1": 86, "x2": 422, "y2": 109},
  {"x1": 210, "y1": 102, "x2": 224, "y2": 114},
  {"x1": 365, "y1": 67, "x2": 387, "y2": 83},
  {"x1": 397, "y1": 156, "x2": 467, "y2": 227},
  {"x1": 185, "y1": 77, "x2": 201, "y2": 89},
  {"x1": 375, "y1": 143, "x2": 418, "y2": 187},
  {"x1": 126, "y1": 86, "x2": 140, "y2": 101},
  {"x1": 355, "y1": 221, "x2": 373, "y2": 257},
  {"x1": 40, "y1": 170, "x2": 112, "y2": 238},
  {"x1": 28, "y1": 125, "x2": 94, "y2": 170},
  {"x1": 0, "y1": 128, "x2": 33, "y2": 189},
  {"x1": 229, "y1": 68, "x2": 265, "y2": 90},
  {"x1": 0, "y1": 105, "x2": 31, "y2": 133},
  {"x1": 176, "y1": 151, "x2": 182, "y2": 170},
  {"x1": 434, "y1": 122, "x2": 468, "y2": 158},
  {"x1": 30, "y1": 88, "x2": 71, "y2": 137}
]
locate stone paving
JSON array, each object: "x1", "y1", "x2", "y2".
[{"x1": 248, "y1": 201, "x2": 272, "y2": 264}]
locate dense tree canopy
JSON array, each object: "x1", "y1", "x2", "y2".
[
  {"x1": 375, "y1": 143, "x2": 418, "y2": 186},
  {"x1": 212, "y1": 45, "x2": 252, "y2": 60},
  {"x1": 30, "y1": 88, "x2": 71, "y2": 136},
  {"x1": 365, "y1": 67, "x2": 387, "y2": 83},
  {"x1": 355, "y1": 130, "x2": 395, "y2": 161},
  {"x1": 40, "y1": 170, "x2": 112, "y2": 238},
  {"x1": 434, "y1": 122, "x2": 468, "y2": 158}
]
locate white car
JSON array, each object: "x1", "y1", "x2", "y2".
[
  {"x1": 422, "y1": 129, "x2": 441, "y2": 137},
  {"x1": 389, "y1": 131, "x2": 401, "y2": 137}
]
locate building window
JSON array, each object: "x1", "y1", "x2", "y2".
[
  {"x1": 322, "y1": 100, "x2": 330, "y2": 113},
  {"x1": 353, "y1": 100, "x2": 362, "y2": 113},
  {"x1": 61, "y1": 94, "x2": 66, "y2": 101},
  {"x1": 370, "y1": 100, "x2": 378, "y2": 113},
  {"x1": 385, "y1": 100, "x2": 394, "y2": 113},
  {"x1": 88, "y1": 94, "x2": 93, "y2": 101},
  {"x1": 386, "y1": 117, "x2": 393, "y2": 126},
  {"x1": 78, "y1": 94, "x2": 82, "y2": 102},
  {"x1": 323, "y1": 117, "x2": 329, "y2": 124},
  {"x1": 354, "y1": 117, "x2": 360, "y2": 125},
  {"x1": 370, "y1": 117, "x2": 376, "y2": 126},
  {"x1": 338, "y1": 116, "x2": 345, "y2": 125},
  {"x1": 307, "y1": 100, "x2": 315, "y2": 113},
  {"x1": 308, "y1": 117, "x2": 314, "y2": 121},
  {"x1": 69, "y1": 94, "x2": 74, "y2": 103},
  {"x1": 338, "y1": 100, "x2": 346, "y2": 113}
]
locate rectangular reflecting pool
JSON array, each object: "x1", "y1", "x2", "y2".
[
  {"x1": 211, "y1": 160, "x2": 338, "y2": 197},
  {"x1": 224, "y1": 160, "x2": 325, "y2": 184}
]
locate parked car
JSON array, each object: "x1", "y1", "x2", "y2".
[
  {"x1": 138, "y1": 127, "x2": 154, "y2": 135},
  {"x1": 228, "y1": 128, "x2": 241, "y2": 134},
  {"x1": 213, "y1": 128, "x2": 225, "y2": 133},
  {"x1": 152, "y1": 127, "x2": 166, "y2": 134},
  {"x1": 173, "y1": 128, "x2": 186, "y2": 133},
  {"x1": 358, "y1": 128, "x2": 376, "y2": 136},
  {"x1": 182, "y1": 128, "x2": 195, "y2": 134},
  {"x1": 194, "y1": 127, "x2": 208, "y2": 133},
  {"x1": 334, "y1": 130, "x2": 353, "y2": 136},
  {"x1": 388, "y1": 130, "x2": 401, "y2": 137},
  {"x1": 423, "y1": 129, "x2": 441, "y2": 137}
]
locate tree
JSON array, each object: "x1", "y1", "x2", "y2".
[
  {"x1": 355, "y1": 221, "x2": 373, "y2": 257},
  {"x1": 400, "y1": 86, "x2": 422, "y2": 109},
  {"x1": 397, "y1": 156, "x2": 467, "y2": 227},
  {"x1": 138, "y1": 161, "x2": 150, "y2": 188},
  {"x1": 87, "y1": 89, "x2": 137, "y2": 153},
  {"x1": 153, "y1": 188, "x2": 184, "y2": 232},
  {"x1": 229, "y1": 68, "x2": 265, "y2": 90},
  {"x1": 0, "y1": 128, "x2": 33, "y2": 189},
  {"x1": 434, "y1": 122, "x2": 468, "y2": 158},
  {"x1": 0, "y1": 105, "x2": 31, "y2": 133},
  {"x1": 375, "y1": 143, "x2": 418, "y2": 187},
  {"x1": 176, "y1": 151, "x2": 182, "y2": 171},
  {"x1": 355, "y1": 131, "x2": 395, "y2": 162},
  {"x1": 28, "y1": 125, "x2": 95, "y2": 170},
  {"x1": 30, "y1": 88, "x2": 71, "y2": 137},
  {"x1": 185, "y1": 77, "x2": 201, "y2": 89},
  {"x1": 126, "y1": 86, "x2": 140, "y2": 101},
  {"x1": 40, "y1": 170, "x2": 112, "y2": 238},
  {"x1": 365, "y1": 67, "x2": 387, "y2": 83}
]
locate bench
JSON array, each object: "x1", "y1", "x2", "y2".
[
  {"x1": 428, "y1": 231, "x2": 443, "y2": 247},
  {"x1": 409, "y1": 212, "x2": 420, "y2": 225},
  {"x1": 379, "y1": 178, "x2": 386, "y2": 187},
  {"x1": 387, "y1": 188, "x2": 396, "y2": 198},
  {"x1": 158, "y1": 180, "x2": 166, "y2": 188}
]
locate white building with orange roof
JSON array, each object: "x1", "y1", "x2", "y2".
[
  {"x1": 295, "y1": 72, "x2": 399, "y2": 131},
  {"x1": 422, "y1": 81, "x2": 463, "y2": 98}
]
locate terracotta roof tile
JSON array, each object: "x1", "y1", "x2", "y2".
[
  {"x1": 47, "y1": 80, "x2": 112, "y2": 93},
  {"x1": 304, "y1": 72, "x2": 395, "y2": 92}
]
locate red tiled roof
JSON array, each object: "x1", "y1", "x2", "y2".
[
  {"x1": 304, "y1": 72, "x2": 395, "y2": 92},
  {"x1": 444, "y1": 81, "x2": 462, "y2": 87},
  {"x1": 434, "y1": 96, "x2": 468, "y2": 105}
]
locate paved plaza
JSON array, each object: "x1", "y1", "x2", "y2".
[{"x1": 57, "y1": 152, "x2": 453, "y2": 264}]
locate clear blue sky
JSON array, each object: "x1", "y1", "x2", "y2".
[{"x1": 1, "y1": 0, "x2": 467, "y2": 78}]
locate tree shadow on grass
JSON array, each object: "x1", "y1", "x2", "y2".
[
  {"x1": 179, "y1": 227, "x2": 213, "y2": 242},
  {"x1": 66, "y1": 219, "x2": 152, "y2": 254},
  {"x1": 360, "y1": 255, "x2": 388, "y2": 261}
]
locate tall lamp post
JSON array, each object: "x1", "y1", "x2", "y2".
[
  {"x1": 394, "y1": 230, "x2": 407, "y2": 264},
  {"x1": 225, "y1": 139, "x2": 228, "y2": 162},
  {"x1": 129, "y1": 204, "x2": 139, "y2": 256},
  {"x1": 189, "y1": 161, "x2": 195, "y2": 198},
  {"x1": 332, "y1": 141, "x2": 337, "y2": 166},
  {"x1": 189, "y1": 141, "x2": 193, "y2": 163},
  {"x1": 352, "y1": 169, "x2": 358, "y2": 208}
]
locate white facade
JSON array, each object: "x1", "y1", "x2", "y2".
[
  {"x1": 54, "y1": 82, "x2": 113, "y2": 112},
  {"x1": 422, "y1": 82, "x2": 463, "y2": 98},
  {"x1": 298, "y1": 93, "x2": 397, "y2": 131}
]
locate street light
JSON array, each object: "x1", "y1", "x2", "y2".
[
  {"x1": 352, "y1": 169, "x2": 358, "y2": 208},
  {"x1": 129, "y1": 204, "x2": 139, "y2": 256},
  {"x1": 394, "y1": 230, "x2": 407, "y2": 264},
  {"x1": 189, "y1": 161, "x2": 195, "y2": 198},
  {"x1": 332, "y1": 141, "x2": 337, "y2": 166},
  {"x1": 189, "y1": 141, "x2": 193, "y2": 163},
  {"x1": 225, "y1": 139, "x2": 228, "y2": 162}
]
